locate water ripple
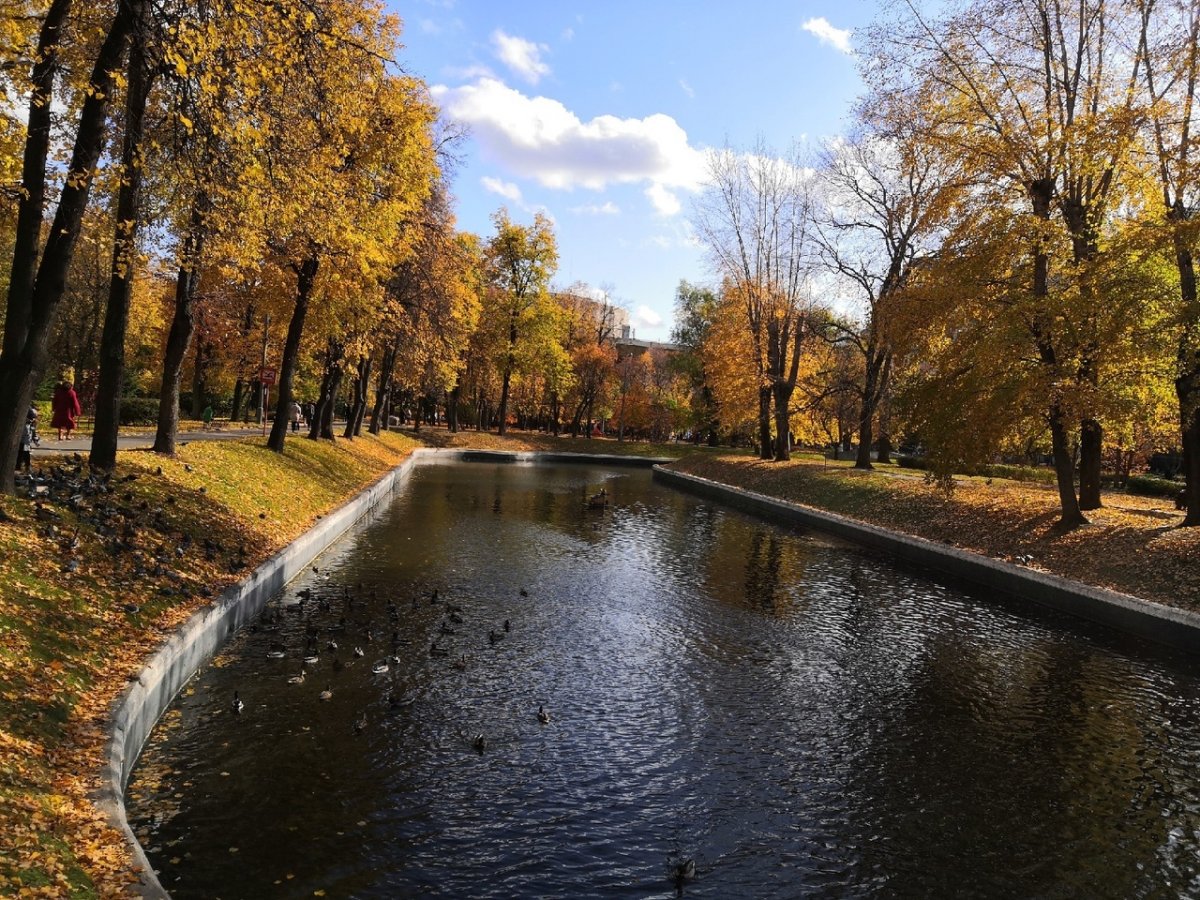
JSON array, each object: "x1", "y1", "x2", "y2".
[{"x1": 128, "y1": 464, "x2": 1200, "y2": 899}]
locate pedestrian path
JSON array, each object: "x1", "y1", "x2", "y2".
[{"x1": 31, "y1": 426, "x2": 267, "y2": 456}]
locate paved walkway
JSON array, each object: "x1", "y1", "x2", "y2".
[{"x1": 32, "y1": 426, "x2": 268, "y2": 456}]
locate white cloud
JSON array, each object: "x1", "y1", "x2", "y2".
[
  {"x1": 419, "y1": 18, "x2": 441, "y2": 34},
  {"x1": 431, "y1": 77, "x2": 706, "y2": 217},
  {"x1": 634, "y1": 305, "x2": 663, "y2": 328},
  {"x1": 491, "y1": 30, "x2": 550, "y2": 84},
  {"x1": 640, "y1": 221, "x2": 702, "y2": 251},
  {"x1": 679, "y1": 78, "x2": 695, "y2": 99},
  {"x1": 645, "y1": 183, "x2": 681, "y2": 216},
  {"x1": 444, "y1": 63, "x2": 494, "y2": 81},
  {"x1": 481, "y1": 176, "x2": 522, "y2": 201},
  {"x1": 801, "y1": 17, "x2": 853, "y2": 55},
  {"x1": 570, "y1": 201, "x2": 620, "y2": 215},
  {"x1": 561, "y1": 26, "x2": 574, "y2": 41}
]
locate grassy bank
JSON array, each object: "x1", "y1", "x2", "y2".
[
  {"x1": 0, "y1": 430, "x2": 419, "y2": 896},
  {"x1": 402, "y1": 425, "x2": 722, "y2": 460},
  {"x1": 669, "y1": 453, "x2": 1200, "y2": 611}
]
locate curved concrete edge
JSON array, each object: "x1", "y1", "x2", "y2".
[
  {"x1": 95, "y1": 451, "x2": 421, "y2": 897},
  {"x1": 654, "y1": 465, "x2": 1200, "y2": 654},
  {"x1": 422, "y1": 447, "x2": 672, "y2": 467},
  {"x1": 95, "y1": 446, "x2": 670, "y2": 896}
]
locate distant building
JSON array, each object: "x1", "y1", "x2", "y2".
[
  {"x1": 551, "y1": 289, "x2": 681, "y2": 357},
  {"x1": 614, "y1": 336, "x2": 682, "y2": 360},
  {"x1": 553, "y1": 291, "x2": 628, "y2": 342}
]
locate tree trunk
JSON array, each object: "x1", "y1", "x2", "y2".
[
  {"x1": 343, "y1": 356, "x2": 370, "y2": 438},
  {"x1": 1173, "y1": 226, "x2": 1200, "y2": 526},
  {"x1": 308, "y1": 369, "x2": 331, "y2": 440},
  {"x1": 1078, "y1": 417, "x2": 1103, "y2": 510},
  {"x1": 4, "y1": 0, "x2": 72, "y2": 362},
  {"x1": 248, "y1": 379, "x2": 261, "y2": 423},
  {"x1": 1048, "y1": 403, "x2": 1086, "y2": 529},
  {"x1": 153, "y1": 227, "x2": 203, "y2": 454},
  {"x1": 341, "y1": 377, "x2": 358, "y2": 439},
  {"x1": 855, "y1": 411, "x2": 874, "y2": 470},
  {"x1": 190, "y1": 340, "x2": 210, "y2": 419},
  {"x1": 447, "y1": 382, "x2": 460, "y2": 433},
  {"x1": 309, "y1": 342, "x2": 341, "y2": 440},
  {"x1": 352, "y1": 358, "x2": 371, "y2": 436},
  {"x1": 1029, "y1": 177, "x2": 1086, "y2": 529},
  {"x1": 229, "y1": 376, "x2": 245, "y2": 424},
  {"x1": 773, "y1": 383, "x2": 793, "y2": 462},
  {"x1": 497, "y1": 312, "x2": 518, "y2": 435},
  {"x1": 368, "y1": 343, "x2": 396, "y2": 436},
  {"x1": 92, "y1": 20, "x2": 151, "y2": 471},
  {"x1": 877, "y1": 431, "x2": 892, "y2": 464},
  {"x1": 319, "y1": 365, "x2": 343, "y2": 440},
  {"x1": 267, "y1": 254, "x2": 319, "y2": 452},
  {"x1": 855, "y1": 358, "x2": 880, "y2": 470},
  {"x1": 757, "y1": 386, "x2": 772, "y2": 460},
  {"x1": 0, "y1": 6, "x2": 132, "y2": 492},
  {"x1": 1182, "y1": 407, "x2": 1200, "y2": 527}
]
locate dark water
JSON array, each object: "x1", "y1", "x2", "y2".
[{"x1": 127, "y1": 462, "x2": 1200, "y2": 899}]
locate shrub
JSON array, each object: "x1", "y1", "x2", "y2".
[
  {"x1": 976, "y1": 463, "x2": 1057, "y2": 485},
  {"x1": 118, "y1": 398, "x2": 161, "y2": 426},
  {"x1": 896, "y1": 455, "x2": 1057, "y2": 484},
  {"x1": 1127, "y1": 473, "x2": 1183, "y2": 499}
]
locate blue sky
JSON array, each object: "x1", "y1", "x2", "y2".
[{"x1": 394, "y1": 1, "x2": 875, "y2": 340}]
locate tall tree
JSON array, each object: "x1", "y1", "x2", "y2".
[
  {"x1": 1138, "y1": 0, "x2": 1200, "y2": 525},
  {"x1": 693, "y1": 143, "x2": 814, "y2": 460},
  {"x1": 259, "y1": 14, "x2": 437, "y2": 452},
  {"x1": 0, "y1": 1, "x2": 134, "y2": 492},
  {"x1": 815, "y1": 127, "x2": 957, "y2": 469},
  {"x1": 483, "y1": 209, "x2": 557, "y2": 435},
  {"x1": 879, "y1": 0, "x2": 1147, "y2": 527},
  {"x1": 90, "y1": 0, "x2": 152, "y2": 470},
  {"x1": 671, "y1": 280, "x2": 721, "y2": 444}
]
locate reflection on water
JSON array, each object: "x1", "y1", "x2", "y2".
[{"x1": 127, "y1": 463, "x2": 1200, "y2": 898}]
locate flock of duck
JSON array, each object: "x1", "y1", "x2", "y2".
[
  {"x1": 229, "y1": 573, "x2": 551, "y2": 753},
  {"x1": 220, "y1": 486, "x2": 700, "y2": 889}
]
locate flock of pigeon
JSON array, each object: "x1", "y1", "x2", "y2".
[
  {"x1": 229, "y1": 573, "x2": 551, "y2": 752},
  {"x1": 13, "y1": 458, "x2": 247, "y2": 597}
]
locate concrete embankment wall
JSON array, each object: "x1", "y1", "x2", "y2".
[
  {"x1": 654, "y1": 465, "x2": 1200, "y2": 655},
  {"x1": 97, "y1": 448, "x2": 668, "y2": 897}
]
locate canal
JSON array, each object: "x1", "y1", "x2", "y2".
[{"x1": 127, "y1": 461, "x2": 1200, "y2": 898}]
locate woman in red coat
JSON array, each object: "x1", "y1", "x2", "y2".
[{"x1": 51, "y1": 379, "x2": 81, "y2": 440}]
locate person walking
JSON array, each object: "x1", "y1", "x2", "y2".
[
  {"x1": 290, "y1": 400, "x2": 302, "y2": 433},
  {"x1": 17, "y1": 407, "x2": 38, "y2": 473},
  {"x1": 51, "y1": 378, "x2": 81, "y2": 441}
]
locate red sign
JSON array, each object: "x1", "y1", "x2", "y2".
[{"x1": 259, "y1": 367, "x2": 277, "y2": 386}]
